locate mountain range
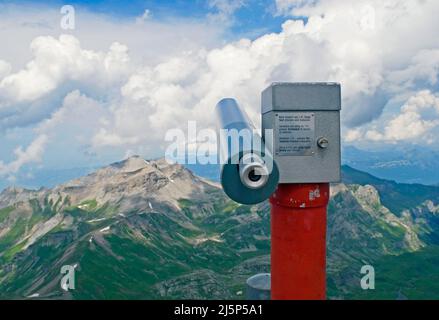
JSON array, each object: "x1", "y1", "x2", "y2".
[
  {"x1": 343, "y1": 145, "x2": 439, "y2": 185},
  {"x1": 0, "y1": 156, "x2": 438, "y2": 299},
  {"x1": 3, "y1": 145, "x2": 439, "y2": 193}
]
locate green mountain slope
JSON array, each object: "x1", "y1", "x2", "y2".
[
  {"x1": 0, "y1": 158, "x2": 438, "y2": 299},
  {"x1": 345, "y1": 245, "x2": 439, "y2": 300},
  {"x1": 342, "y1": 165, "x2": 439, "y2": 215}
]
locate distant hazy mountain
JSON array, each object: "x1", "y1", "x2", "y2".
[
  {"x1": 0, "y1": 156, "x2": 438, "y2": 299},
  {"x1": 2, "y1": 144, "x2": 437, "y2": 193},
  {"x1": 0, "y1": 167, "x2": 97, "y2": 192},
  {"x1": 343, "y1": 145, "x2": 439, "y2": 185}
]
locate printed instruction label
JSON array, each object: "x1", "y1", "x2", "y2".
[{"x1": 275, "y1": 112, "x2": 315, "y2": 156}]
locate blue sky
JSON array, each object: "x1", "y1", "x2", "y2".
[
  {"x1": 0, "y1": 0, "x2": 287, "y2": 39},
  {"x1": 1, "y1": 0, "x2": 439, "y2": 189}
]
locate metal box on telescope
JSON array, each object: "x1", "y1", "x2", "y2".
[{"x1": 261, "y1": 82, "x2": 341, "y2": 183}]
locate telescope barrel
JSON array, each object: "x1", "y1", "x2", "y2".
[{"x1": 215, "y1": 98, "x2": 279, "y2": 205}]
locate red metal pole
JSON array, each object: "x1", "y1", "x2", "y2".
[{"x1": 270, "y1": 183, "x2": 329, "y2": 300}]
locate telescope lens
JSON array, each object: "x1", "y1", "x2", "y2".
[
  {"x1": 238, "y1": 153, "x2": 270, "y2": 189},
  {"x1": 248, "y1": 170, "x2": 262, "y2": 182}
]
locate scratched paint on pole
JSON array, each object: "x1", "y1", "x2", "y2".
[{"x1": 274, "y1": 112, "x2": 315, "y2": 156}]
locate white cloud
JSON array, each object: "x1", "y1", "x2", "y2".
[
  {"x1": 0, "y1": 4, "x2": 228, "y2": 175},
  {"x1": 387, "y1": 49, "x2": 439, "y2": 91},
  {"x1": 92, "y1": 129, "x2": 140, "y2": 147},
  {"x1": 30, "y1": 90, "x2": 113, "y2": 168},
  {"x1": 90, "y1": 36, "x2": 287, "y2": 149},
  {"x1": 0, "y1": 134, "x2": 48, "y2": 176},
  {"x1": 275, "y1": 0, "x2": 317, "y2": 15},
  {"x1": 135, "y1": 9, "x2": 152, "y2": 24},
  {"x1": 346, "y1": 90, "x2": 439, "y2": 143},
  {"x1": 344, "y1": 128, "x2": 363, "y2": 143},
  {"x1": 0, "y1": 4, "x2": 224, "y2": 68},
  {"x1": 37, "y1": 90, "x2": 108, "y2": 134},
  {"x1": 0, "y1": 35, "x2": 129, "y2": 102},
  {"x1": 0, "y1": 35, "x2": 130, "y2": 131},
  {"x1": 0, "y1": 90, "x2": 111, "y2": 172},
  {"x1": 271, "y1": 0, "x2": 439, "y2": 127},
  {"x1": 0, "y1": 60, "x2": 11, "y2": 80},
  {"x1": 0, "y1": 3, "x2": 228, "y2": 133},
  {"x1": 207, "y1": 0, "x2": 246, "y2": 25},
  {"x1": 3, "y1": 0, "x2": 439, "y2": 176},
  {"x1": 91, "y1": 0, "x2": 439, "y2": 149}
]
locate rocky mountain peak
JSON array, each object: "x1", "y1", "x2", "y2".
[
  {"x1": 0, "y1": 157, "x2": 214, "y2": 218},
  {"x1": 351, "y1": 184, "x2": 382, "y2": 208},
  {"x1": 40, "y1": 156, "x2": 217, "y2": 214},
  {"x1": 109, "y1": 155, "x2": 150, "y2": 173},
  {"x1": 0, "y1": 186, "x2": 46, "y2": 208}
]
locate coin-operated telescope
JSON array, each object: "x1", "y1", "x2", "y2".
[
  {"x1": 215, "y1": 83, "x2": 341, "y2": 300},
  {"x1": 215, "y1": 98, "x2": 279, "y2": 205}
]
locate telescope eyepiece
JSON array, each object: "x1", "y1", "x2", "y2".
[
  {"x1": 248, "y1": 170, "x2": 262, "y2": 182},
  {"x1": 239, "y1": 153, "x2": 269, "y2": 190},
  {"x1": 216, "y1": 98, "x2": 279, "y2": 204}
]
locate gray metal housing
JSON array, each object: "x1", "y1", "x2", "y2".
[{"x1": 261, "y1": 83, "x2": 341, "y2": 183}]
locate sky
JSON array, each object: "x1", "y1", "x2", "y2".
[{"x1": 1, "y1": 0, "x2": 439, "y2": 188}]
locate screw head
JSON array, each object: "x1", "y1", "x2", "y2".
[{"x1": 317, "y1": 137, "x2": 329, "y2": 149}]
